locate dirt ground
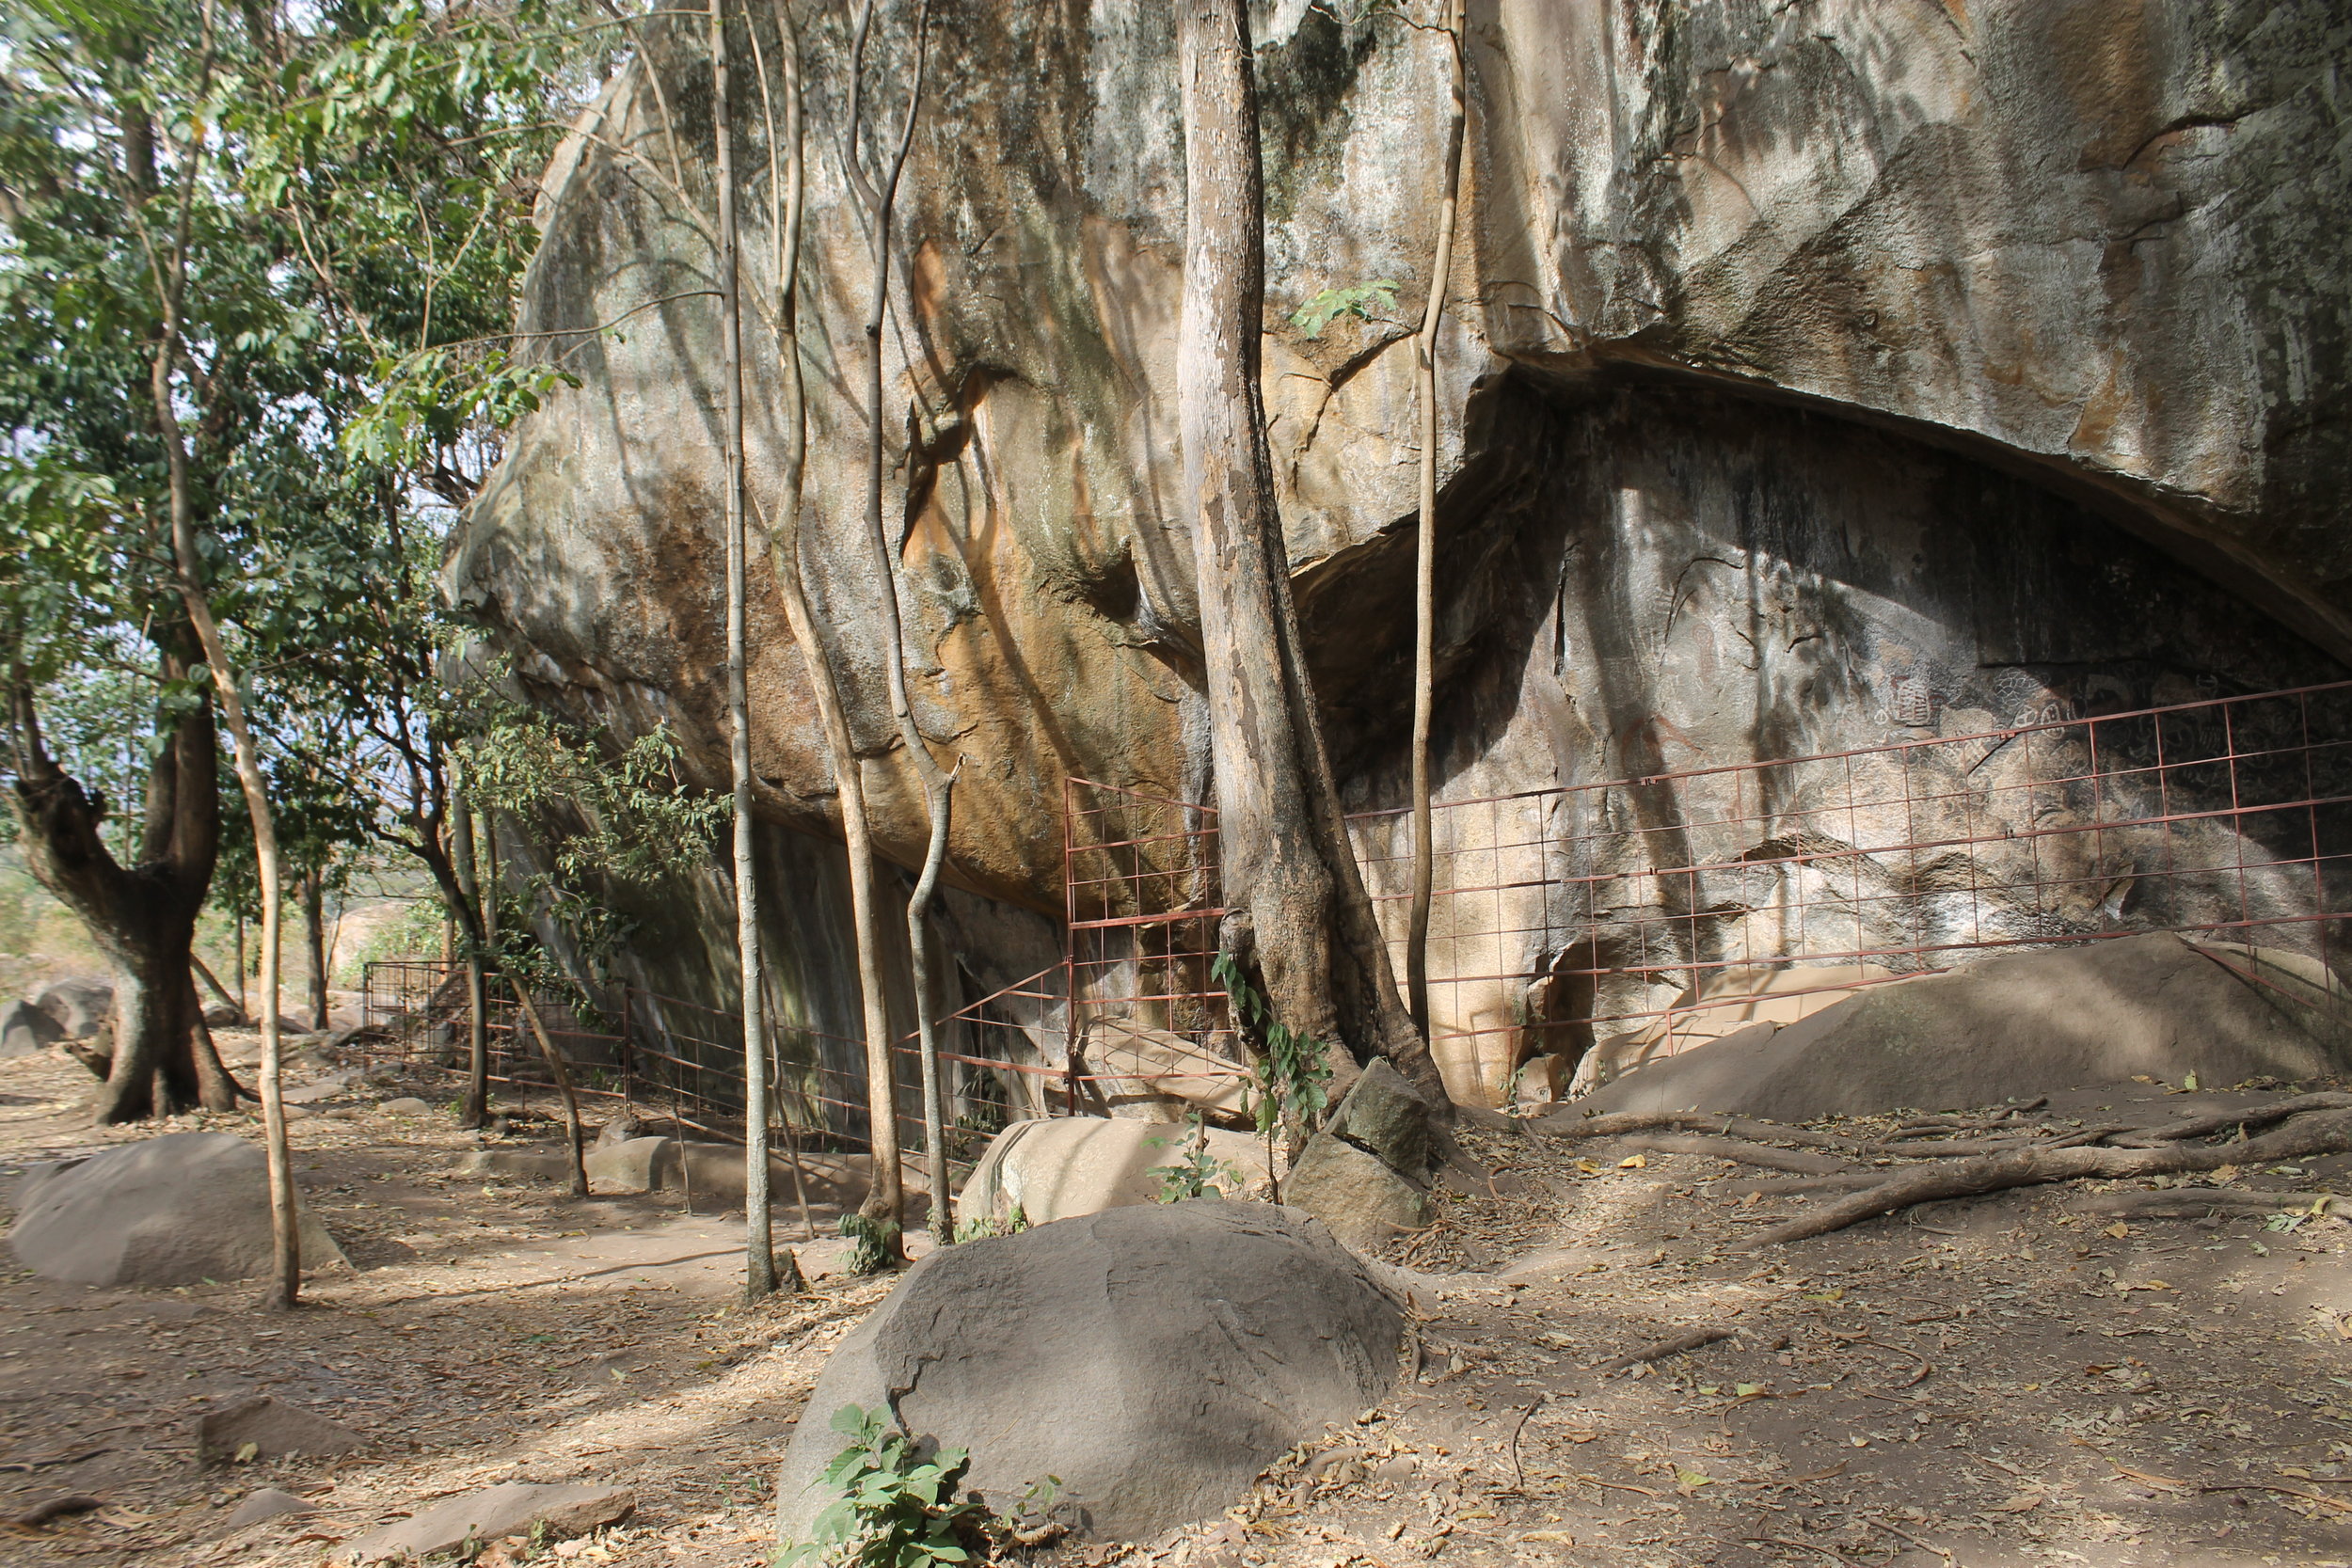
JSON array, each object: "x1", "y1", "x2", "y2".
[{"x1": 2, "y1": 1039, "x2": 2349, "y2": 1568}]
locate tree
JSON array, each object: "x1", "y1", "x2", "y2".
[
  {"x1": 1405, "y1": 0, "x2": 1467, "y2": 1036},
  {"x1": 1175, "y1": 0, "x2": 1449, "y2": 1109},
  {"x1": 0, "y1": 6, "x2": 262, "y2": 1126},
  {"x1": 837, "y1": 0, "x2": 937, "y2": 1249},
  {"x1": 706, "y1": 0, "x2": 779, "y2": 1295}
]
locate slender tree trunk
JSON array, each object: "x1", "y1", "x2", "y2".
[
  {"x1": 840, "y1": 0, "x2": 949, "y2": 1246},
  {"x1": 709, "y1": 0, "x2": 776, "y2": 1299},
  {"x1": 158, "y1": 350, "x2": 298, "y2": 1309},
  {"x1": 452, "y1": 773, "x2": 489, "y2": 1127},
  {"x1": 235, "y1": 912, "x2": 246, "y2": 1013},
  {"x1": 302, "y1": 875, "x2": 329, "y2": 1032},
  {"x1": 1406, "y1": 0, "x2": 1468, "y2": 1037},
  {"x1": 749, "y1": 0, "x2": 820, "y2": 1263},
  {"x1": 1175, "y1": 0, "x2": 1448, "y2": 1110},
  {"x1": 480, "y1": 811, "x2": 589, "y2": 1196}
]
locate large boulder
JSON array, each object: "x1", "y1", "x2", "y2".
[
  {"x1": 32, "y1": 978, "x2": 111, "y2": 1038},
  {"x1": 8, "y1": 1132, "x2": 346, "y2": 1288},
  {"x1": 953, "y1": 1117, "x2": 1270, "y2": 1231},
  {"x1": 0, "y1": 1000, "x2": 64, "y2": 1058},
  {"x1": 449, "y1": 0, "x2": 2352, "y2": 1113},
  {"x1": 1561, "y1": 933, "x2": 2352, "y2": 1123},
  {"x1": 773, "y1": 1200, "x2": 1403, "y2": 1542}
]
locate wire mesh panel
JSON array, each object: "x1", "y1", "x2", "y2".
[{"x1": 1349, "y1": 680, "x2": 2352, "y2": 1102}]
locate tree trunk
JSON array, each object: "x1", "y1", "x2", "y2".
[
  {"x1": 7, "y1": 663, "x2": 241, "y2": 1122},
  {"x1": 841, "y1": 0, "x2": 948, "y2": 1247},
  {"x1": 1175, "y1": 0, "x2": 1449, "y2": 1110},
  {"x1": 749, "y1": 0, "x2": 821, "y2": 1262},
  {"x1": 709, "y1": 0, "x2": 777, "y2": 1299},
  {"x1": 302, "y1": 875, "x2": 329, "y2": 1032},
  {"x1": 450, "y1": 772, "x2": 490, "y2": 1126},
  {"x1": 1406, "y1": 0, "x2": 1467, "y2": 1037}
]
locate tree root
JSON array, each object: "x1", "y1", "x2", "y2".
[
  {"x1": 1744, "y1": 1109, "x2": 2352, "y2": 1247},
  {"x1": 2105, "y1": 1091, "x2": 2352, "y2": 1146},
  {"x1": 1534, "y1": 1108, "x2": 2132, "y2": 1161},
  {"x1": 1597, "y1": 1325, "x2": 1736, "y2": 1374}
]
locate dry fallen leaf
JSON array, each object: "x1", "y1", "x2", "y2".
[
  {"x1": 1620, "y1": 1154, "x2": 1648, "y2": 1169},
  {"x1": 1989, "y1": 1493, "x2": 2044, "y2": 1513},
  {"x1": 2102, "y1": 1223, "x2": 2130, "y2": 1240}
]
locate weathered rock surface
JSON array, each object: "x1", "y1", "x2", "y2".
[
  {"x1": 1563, "y1": 932, "x2": 2351, "y2": 1122},
  {"x1": 1333, "y1": 1059, "x2": 1434, "y2": 1181},
  {"x1": 1, "y1": 1000, "x2": 64, "y2": 1057},
  {"x1": 31, "y1": 978, "x2": 109, "y2": 1038},
  {"x1": 953, "y1": 1117, "x2": 1269, "y2": 1231},
  {"x1": 198, "y1": 1399, "x2": 367, "y2": 1465},
  {"x1": 375, "y1": 1097, "x2": 433, "y2": 1116},
  {"x1": 1281, "y1": 1132, "x2": 1429, "y2": 1253},
  {"x1": 773, "y1": 1201, "x2": 1402, "y2": 1541},
  {"x1": 8, "y1": 1132, "x2": 347, "y2": 1288},
  {"x1": 455, "y1": 3, "x2": 2352, "y2": 1105},
  {"x1": 339, "y1": 1482, "x2": 632, "y2": 1563},
  {"x1": 1082, "y1": 1017, "x2": 1255, "y2": 1125}
]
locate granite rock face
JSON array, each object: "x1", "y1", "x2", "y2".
[{"x1": 455, "y1": 3, "x2": 2352, "y2": 1098}]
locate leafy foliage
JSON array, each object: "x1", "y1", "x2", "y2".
[
  {"x1": 776, "y1": 1404, "x2": 981, "y2": 1568},
  {"x1": 949, "y1": 1204, "x2": 1027, "y2": 1244},
  {"x1": 1145, "y1": 1113, "x2": 1242, "y2": 1201},
  {"x1": 1213, "y1": 951, "x2": 1333, "y2": 1135},
  {"x1": 837, "y1": 1212, "x2": 903, "y2": 1276},
  {"x1": 1289, "y1": 278, "x2": 1399, "y2": 340}
]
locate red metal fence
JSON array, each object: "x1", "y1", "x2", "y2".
[{"x1": 367, "y1": 678, "x2": 2352, "y2": 1140}]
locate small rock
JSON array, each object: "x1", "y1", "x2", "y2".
[
  {"x1": 1374, "y1": 1455, "x2": 1418, "y2": 1485},
  {"x1": 1334, "y1": 1059, "x2": 1432, "y2": 1181},
  {"x1": 1280, "y1": 1132, "x2": 1429, "y2": 1252},
  {"x1": 338, "y1": 1482, "x2": 632, "y2": 1563},
  {"x1": 1, "y1": 999, "x2": 65, "y2": 1058},
  {"x1": 32, "y1": 978, "x2": 111, "y2": 1038},
  {"x1": 377, "y1": 1097, "x2": 433, "y2": 1116},
  {"x1": 199, "y1": 1398, "x2": 368, "y2": 1465},
  {"x1": 200, "y1": 1002, "x2": 246, "y2": 1027},
  {"x1": 224, "y1": 1487, "x2": 318, "y2": 1529},
  {"x1": 591, "y1": 1112, "x2": 642, "y2": 1151},
  {"x1": 583, "y1": 1136, "x2": 678, "y2": 1194}
]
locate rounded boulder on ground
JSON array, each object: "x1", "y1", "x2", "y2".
[
  {"x1": 8, "y1": 1132, "x2": 346, "y2": 1288},
  {"x1": 773, "y1": 1199, "x2": 1403, "y2": 1543}
]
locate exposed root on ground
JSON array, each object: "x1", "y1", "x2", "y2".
[{"x1": 1745, "y1": 1108, "x2": 2352, "y2": 1245}]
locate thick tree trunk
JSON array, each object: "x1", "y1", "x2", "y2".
[
  {"x1": 1175, "y1": 0, "x2": 1448, "y2": 1109},
  {"x1": 7, "y1": 665, "x2": 241, "y2": 1122}
]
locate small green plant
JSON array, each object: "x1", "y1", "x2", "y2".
[
  {"x1": 774, "y1": 1404, "x2": 982, "y2": 1568},
  {"x1": 1290, "y1": 278, "x2": 1399, "y2": 340},
  {"x1": 951, "y1": 1203, "x2": 1029, "y2": 1243},
  {"x1": 1146, "y1": 1114, "x2": 1243, "y2": 1201},
  {"x1": 839, "y1": 1213, "x2": 901, "y2": 1275},
  {"x1": 1213, "y1": 952, "x2": 1333, "y2": 1134}
]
